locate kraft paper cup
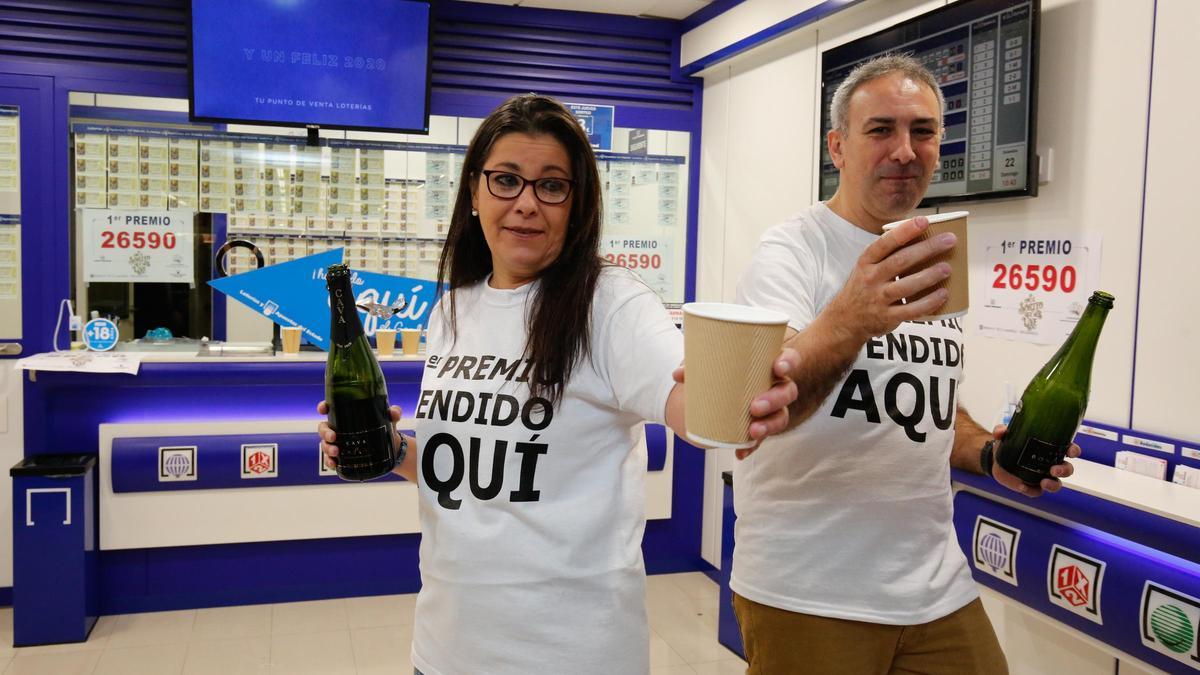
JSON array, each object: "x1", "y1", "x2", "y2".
[
  {"x1": 882, "y1": 211, "x2": 970, "y2": 322},
  {"x1": 401, "y1": 328, "x2": 421, "y2": 356},
  {"x1": 376, "y1": 328, "x2": 397, "y2": 356},
  {"x1": 280, "y1": 326, "x2": 302, "y2": 355},
  {"x1": 683, "y1": 303, "x2": 789, "y2": 449}
]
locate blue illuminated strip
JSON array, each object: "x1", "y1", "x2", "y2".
[
  {"x1": 953, "y1": 468, "x2": 1198, "y2": 565},
  {"x1": 110, "y1": 431, "x2": 414, "y2": 491},
  {"x1": 111, "y1": 422, "x2": 668, "y2": 492}
]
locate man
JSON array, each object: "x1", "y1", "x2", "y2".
[{"x1": 732, "y1": 54, "x2": 1079, "y2": 674}]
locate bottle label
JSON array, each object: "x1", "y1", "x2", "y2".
[
  {"x1": 336, "y1": 423, "x2": 395, "y2": 462},
  {"x1": 328, "y1": 276, "x2": 364, "y2": 348},
  {"x1": 1016, "y1": 437, "x2": 1070, "y2": 474}
]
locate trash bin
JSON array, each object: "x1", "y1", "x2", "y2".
[{"x1": 9, "y1": 453, "x2": 98, "y2": 646}]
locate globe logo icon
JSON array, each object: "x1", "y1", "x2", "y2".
[
  {"x1": 1150, "y1": 604, "x2": 1195, "y2": 654},
  {"x1": 979, "y1": 532, "x2": 1009, "y2": 572},
  {"x1": 164, "y1": 453, "x2": 191, "y2": 478}
]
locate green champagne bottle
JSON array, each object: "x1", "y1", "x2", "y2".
[
  {"x1": 996, "y1": 291, "x2": 1114, "y2": 485},
  {"x1": 325, "y1": 264, "x2": 398, "y2": 481}
]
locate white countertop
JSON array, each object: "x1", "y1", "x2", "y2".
[
  {"x1": 15, "y1": 349, "x2": 427, "y2": 375},
  {"x1": 959, "y1": 458, "x2": 1200, "y2": 529},
  {"x1": 1062, "y1": 458, "x2": 1200, "y2": 528},
  {"x1": 107, "y1": 351, "x2": 424, "y2": 363}
]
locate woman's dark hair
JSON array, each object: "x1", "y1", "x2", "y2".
[{"x1": 437, "y1": 94, "x2": 604, "y2": 405}]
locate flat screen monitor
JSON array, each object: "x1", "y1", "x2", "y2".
[
  {"x1": 190, "y1": 0, "x2": 432, "y2": 133},
  {"x1": 819, "y1": 0, "x2": 1039, "y2": 206}
]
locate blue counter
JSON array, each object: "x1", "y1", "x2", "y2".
[
  {"x1": 952, "y1": 466, "x2": 1199, "y2": 674},
  {"x1": 713, "y1": 460, "x2": 1199, "y2": 673},
  {"x1": 20, "y1": 355, "x2": 706, "y2": 614}
]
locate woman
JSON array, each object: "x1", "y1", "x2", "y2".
[{"x1": 319, "y1": 94, "x2": 798, "y2": 675}]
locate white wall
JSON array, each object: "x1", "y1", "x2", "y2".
[
  {"x1": 692, "y1": 0, "x2": 1187, "y2": 575},
  {"x1": 1131, "y1": 0, "x2": 1199, "y2": 440}
]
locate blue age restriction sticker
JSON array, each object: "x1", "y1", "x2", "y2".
[{"x1": 83, "y1": 318, "x2": 119, "y2": 351}]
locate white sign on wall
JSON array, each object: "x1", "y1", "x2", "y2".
[
  {"x1": 601, "y1": 236, "x2": 675, "y2": 298},
  {"x1": 81, "y1": 209, "x2": 194, "y2": 283},
  {"x1": 973, "y1": 231, "x2": 1102, "y2": 345}
]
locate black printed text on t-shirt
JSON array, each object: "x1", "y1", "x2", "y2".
[
  {"x1": 417, "y1": 353, "x2": 554, "y2": 510},
  {"x1": 830, "y1": 319, "x2": 964, "y2": 443}
]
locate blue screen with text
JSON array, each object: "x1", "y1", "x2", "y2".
[{"x1": 191, "y1": 0, "x2": 430, "y2": 131}]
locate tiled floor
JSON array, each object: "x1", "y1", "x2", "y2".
[{"x1": 0, "y1": 572, "x2": 746, "y2": 674}]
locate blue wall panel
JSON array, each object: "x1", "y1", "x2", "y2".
[
  {"x1": 0, "y1": 0, "x2": 188, "y2": 71},
  {"x1": 99, "y1": 534, "x2": 423, "y2": 614}
]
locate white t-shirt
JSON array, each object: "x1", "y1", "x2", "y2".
[
  {"x1": 411, "y1": 266, "x2": 683, "y2": 675},
  {"x1": 731, "y1": 202, "x2": 978, "y2": 625}
]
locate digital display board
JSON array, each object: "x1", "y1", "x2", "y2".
[
  {"x1": 190, "y1": 0, "x2": 432, "y2": 133},
  {"x1": 819, "y1": 0, "x2": 1039, "y2": 205}
]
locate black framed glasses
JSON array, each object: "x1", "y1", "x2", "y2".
[{"x1": 479, "y1": 170, "x2": 574, "y2": 205}]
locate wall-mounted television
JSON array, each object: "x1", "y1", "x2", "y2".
[
  {"x1": 819, "y1": 0, "x2": 1040, "y2": 206},
  {"x1": 189, "y1": 0, "x2": 432, "y2": 134}
]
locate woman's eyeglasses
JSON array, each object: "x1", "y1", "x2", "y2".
[{"x1": 479, "y1": 170, "x2": 574, "y2": 205}]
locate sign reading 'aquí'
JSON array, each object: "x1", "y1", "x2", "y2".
[{"x1": 209, "y1": 248, "x2": 437, "y2": 351}]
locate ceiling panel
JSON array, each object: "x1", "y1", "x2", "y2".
[
  {"x1": 641, "y1": 0, "x2": 712, "y2": 20},
  {"x1": 454, "y1": 0, "x2": 714, "y2": 20}
]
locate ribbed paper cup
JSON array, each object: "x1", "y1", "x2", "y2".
[
  {"x1": 882, "y1": 211, "x2": 970, "y2": 322},
  {"x1": 683, "y1": 303, "x2": 789, "y2": 449},
  {"x1": 280, "y1": 326, "x2": 302, "y2": 355},
  {"x1": 375, "y1": 329, "x2": 396, "y2": 356},
  {"x1": 401, "y1": 329, "x2": 421, "y2": 355}
]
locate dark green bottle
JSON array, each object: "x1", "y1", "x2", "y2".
[
  {"x1": 996, "y1": 291, "x2": 1114, "y2": 485},
  {"x1": 325, "y1": 264, "x2": 397, "y2": 481}
]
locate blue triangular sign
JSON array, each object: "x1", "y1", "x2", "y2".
[{"x1": 208, "y1": 248, "x2": 439, "y2": 351}]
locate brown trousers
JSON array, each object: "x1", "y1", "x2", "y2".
[{"x1": 732, "y1": 593, "x2": 1008, "y2": 675}]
